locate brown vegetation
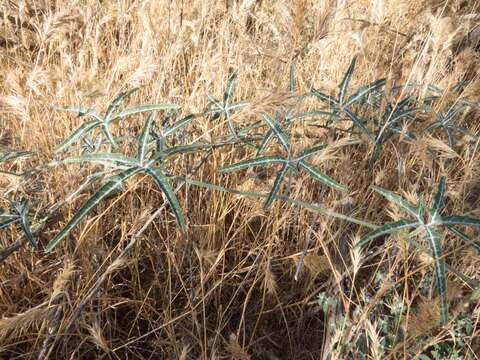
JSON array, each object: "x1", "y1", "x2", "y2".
[{"x1": 1, "y1": 0, "x2": 480, "y2": 359}]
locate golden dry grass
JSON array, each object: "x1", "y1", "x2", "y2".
[{"x1": 1, "y1": 0, "x2": 480, "y2": 359}]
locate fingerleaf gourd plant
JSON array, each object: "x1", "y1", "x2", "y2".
[
  {"x1": 219, "y1": 113, "x2": 348, "y2": 210},
  {"x1": 0, "y1": 200, "x2": 36, "y2": 248},
  {"x1": 354, "y1": 177, "x2": 480, "y2": 324},
  {"x1": 45, "y1": 112, "x2": 192, "y2": 251},
  {"x1": 2, "y1": 58, "x2": 479, "y2": 327},
  {"x1": 55, "y1": 88, "x2": 180, "y2": 152}
]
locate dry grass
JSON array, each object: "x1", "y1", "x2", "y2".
[{"x1": 1, "y1": 0, "x2": 480, "y2": 359}]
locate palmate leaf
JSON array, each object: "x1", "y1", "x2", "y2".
[
  {"x1": 338, "y1": 56, "x2": 357, "y2": 104},
  {"x1": 262, "y1": 114, "x2": 290, "y2": 152},
  {"x1": 56, "y1": 90, "x2": 179, "y2": 152},
  {"x1": 1, "y1": 203, "x2": 37, "y2": 248},
  {"x1": 354, "y1": 219, "x2": 420, "y2": 248},
  {"x1": 224, "y1": 70, "x2": 238, "y2": 103},
  {"x1": 343, "y1": 109, "x2": 373, "y2": 140},
  {"x1": 104, "y1": 88, "x2": 139, "y2": 123},
  {"x1": 371, "y1": 186, "x2": 420, "y2": 217},
  {"x1": 20, "y1": 215, "x2": 36, "y2": 249},
  {"x1": 440, "y1": 215, "x2": 480, "y2": 228},
  {"x1": 54, "y1": 106, "x2": 103, "y2": 122},
  {"x1": 298, "y1": 161, "x2": 347, "y2": 192},
  {"x1": 344, "y1": 78, "x2": 386, "y2": 107},
  {"x1": 113, "y1": 103, "x2": 180, "y2": 120},
  {"x1": 61, "y1": 153, "x2": 138, "y2": 167},
  {"x1": 205, "y1": 95, "x2": 223, "y2": 115},
  {"x1": 162, "y1": 114, "x2": 196, "y2": 137},
  {"x1": 424, "y1": 226, "x2": 447, "y2": 324},
  {"x1": 430, "y1": 176, "x2": 446, "y2": 222},
  {"x1": 219, "y1": 156, "x2": 286, "y2": 173},
  {"x1": 264, "y1": 164, "x2": 289, "y2": 209},
  {"x1": 145, "y1": 166, "x2": 185, "y2": 231},
  {"x1": 45, "y1": 167, "x2": 142, "y2": 252},
  {"x1": 256, "y1": 110, "x2": 334, "y2": 156},
  {"x1": 295, "y1": 144, "x2": 327, "y2": 161},
  {"x1": 0, "y1": 150, "x2": 35, "y2": 163},
  {"x1": 447, "y1": 226, "x2": 480, "y2": 254},
  {"x1": 55, "y1": 120, "x2": 99, "y2": 153},
  {"x1": 0, "y1": 214, "x2": 20, "y2": 229},
  {"x1": 138, "y1": 113, "x2": 154, "y2": 163}
]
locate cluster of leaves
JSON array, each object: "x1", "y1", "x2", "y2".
[
  {"x1": 0, "y1": 200, "x2": 36, "y2": 248},
  {"x1": 1, "y1": 57, "x2": 479, "y2": 326}
]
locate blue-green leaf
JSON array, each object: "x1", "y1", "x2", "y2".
[
  {"x1": 430, "y1": 176, "x2": 446, "y2": 222},
  {"x1": 45, "y1": 167, "x2": 142, "y2": 252},
  {"x1": 262, "y1": 113, "x2": 290, "y2": 152},
  {"x1": 145, "y1": 166, "x2": 185, "y2": 231},
  {"x1": 295, "y1": 144, "x2": 327, "y2": 161},
  {"x1": 264, "y1": 164, "x2": 289, "y2": 209},
  {"x1": 62, "y1": 153, "x2": 138, "y2": 167},
  {"x1": 0, "y1": 214, "x2": 20, "y2": 229},
  {"x1": 0, "y1": 150, "x2": 35, "y2": 163},
  {"x1": 20, "y1": 215, "x2": 37, "y2": 249},
  {"x1": 113, "y1": 104, "x2": 180, "y2": 120},
  {"x1": 219, "y1": 156, "x2": 286, "y2": 173},
  {"x1": 371, "y1": 186, "x2": 420, "y2": 217},
  {"x1": 289, "y1": 61, "x2": 296, "y2": 93},
  {"x1": 343, "y1": 108, "x2": 373, "y2": 140},
  {"x1": 447, "y1": 226, "x2": 480, "y2": 254},
  {"x1": 224, "y1": 70, "x2": 238, "y2": 103},
  {"x1": 424, "y1": 226, "x2": 447, "y2": 324},
  {"x1": 104, "y1": 88, "x2": 139, "y2": 123},
  {"x1": 55, "y1": 120, "x2": 99, "y2": 153},
  {"x1": 299, "y1": 161, "x2": 347, "y2": 192},
  {"x1": 310, "y1": 89, "x2": 339, "y2": 106},
  {"x1": 163, "y1": 114, "x2": 196, "y2": 137},
  {"x1": 440, "y1": 215, "x2": 480, "y2": 228},
  {"x1": 355, "y1": 219, "x2": 420, "y2": 248},
  {"x1": 339, "y1": 56, "x2": 357, "y2": 104},
  {"x1": 138, "y1": 113, "x2": 155, "y2": 163},
  {"x1": 54, "y1": 106, "x2": 103, "y2": 122},
  {"x1": 345, "y1": 78, "x2": 386, "y2": 107}
]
